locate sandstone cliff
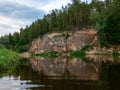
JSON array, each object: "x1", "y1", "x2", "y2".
[{"x1": 30, "y1": 29, "x2": 98, "y2": 53}]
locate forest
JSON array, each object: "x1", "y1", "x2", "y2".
[{"x1": 0, "y1": 0, "x2": 120, "y2": 52}]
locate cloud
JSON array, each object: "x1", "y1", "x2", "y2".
[
  {"x1": 0, "y1": 1, "x2": 46, "y2": 21},
  {"x1": 42, "y1": 0, "x2": 71, "y2": 13},
  {"x1": 0, "y1": 15, "x2": 26, "y2": 36},
  {"x1": 16, "y1": 0, "x2": 52, "y2": 7},
  {"x1": 0, "y1": 0, "x2": 46, "y2": 36}
]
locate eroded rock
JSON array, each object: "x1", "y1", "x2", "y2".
[{"x1": 30, "y1": 30, "x2": 98, "y2": 53}]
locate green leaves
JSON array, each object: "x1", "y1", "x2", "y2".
[
  {"x1": 0, "y1": 47, "x2": 20, "y2": 69},
  {"x1": 103, "y1": 0, "x2": 120, "y2": 45},
  {"x1": 36, "y1": 51, "x2": 61, "y2": 58},
  {"x1": 91, "y1": 0, "x2": 120, "y2": 46}
]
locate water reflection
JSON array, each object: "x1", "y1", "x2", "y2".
[
  {"x1": 0, "y1": 55, "x2": 120, "y2": 90},
  {"x1": 0, "y1": 63, "x2": 44, "y2": 90},
  {"x1": 99, "y1": 61, "x2": 120, "y2": 90},
  {"x1": 30, "y1": 55, "x2": 120, "y2": 90},
  {"x1": 30, "y1": 56, "x2": 99, "y2": 80},
  {"x1": 38, "y1": 77, "x2": 98, "y2": 90}
]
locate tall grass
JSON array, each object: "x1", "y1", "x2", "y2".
[{"x1": 0, "y1": 45, "x2": 20, "y2": 69}]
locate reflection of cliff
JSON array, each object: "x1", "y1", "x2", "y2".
[
  {"x1": 30, "y1": 30, "x2": 98, "y2": 53},
  {"x1": 30, "y1": 57, "x2": 99, "y2": 80},
  {"x1": 39, "y1": 78, "x2": 98, "y2": 90},
  {"x1": 86, "y1": 54, "x2": 114, "y2": 62}
]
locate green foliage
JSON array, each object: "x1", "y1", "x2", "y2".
[
  {"x1": 16, "y1": 45, "x2": 28, "y2": 53},
  {"x1": 113, "y1": 50, "x2": 119, "y2": 60},
  {"x1": 70, "y1": 45, "x2": 93, "y2": 62},
  {"x1": 98, "y1": 29, "x2": 109, "y2": 46},
  {"x1": 36, "y1": 52, "x2": 49, "y2": 57},
  {"x1": 36, "y1": 51, "x2": 61, "y2": 58},
  {"x1": 70, "y1": 50, "x2": 93, "y2": 63},
  {"x1": 0, "y1": 35, "x2": 10, "y2": 49},
  {"x1": 70, "y1": 50, "x2": 85, "y2": 58},
  {"x1": 70, "y1": 45, "x2": 93, "y2": 57},
  {"x1": 0, "y1": 47, "x2": 20, "y2": 69},
  {"x1": 104, "y1": 0, "x2": 120, "y2": 44},
  {"x1": 49, "y1": 51, "x2": 61, "y2": 58},
  {"x1": 91, "y1": 0, "x2": 120, "y2": 46},
  {"x1": 113, "y1": 50, "x2": 119, "y2": 56},
  {"x1": 0, "y1": 44, "x2": 5, "y2": 49},
  {"x1": 8, "y1": 58, "x2": 29, "y2": 75}
]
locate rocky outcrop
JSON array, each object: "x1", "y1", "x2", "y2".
[
  {"x1": 30, "y1": 37, "x2": 42, "y2": 53},
  {"x1": 20, "y1": 52, "x2": 30, "y2": 58},
  {"x1": 30, "y1": 29, "x2": 98, "y2": 53},
  {"x1": 41, "y1": 33, "x2": 66, "y2": 52}
]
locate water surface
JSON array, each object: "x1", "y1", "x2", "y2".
[{"x1": 0, "y1": 56, "x2": 120, "y2": 90}]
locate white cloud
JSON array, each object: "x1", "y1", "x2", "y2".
[
  {"x1": 15, "y1": 0, "x2": 72, "y2": 12},
  {"x1": 0, "y1": 15, "x2": 29, "y2": 36},
  {"x1": 0, "y1": 0, "x2": 46, "y2": 36},
  {"x1": 40, "y1": 0, "x2": 71, "y2": 13}
]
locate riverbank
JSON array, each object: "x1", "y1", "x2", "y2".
[{"x1": 0, "y1": 45, "x2": 20, "y2": 69}]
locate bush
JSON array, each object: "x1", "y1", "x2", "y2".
[{"x1": 0, "y1": 47, "x2": 20, "y2": 69}]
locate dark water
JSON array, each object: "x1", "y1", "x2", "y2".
[{"x1": 0, "y1": 56, "x2": 120, "y2": 90}]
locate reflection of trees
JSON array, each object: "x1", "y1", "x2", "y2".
[{"x1": 99, "y1": 61, "x2": 120, "y2": 90}]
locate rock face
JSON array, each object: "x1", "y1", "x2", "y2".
[
  {"x1": 41, "y1": 33, "x2": 66, "y2": 52},
  {"x1": 30, "y1": 30, "x2": 98, "y2": 53},
  {"x1": 20, "y1": 52, "x2": 30, "y2": 58},
  {"x1": 30, "y1": 37, "x2": 42, "y2": 53}
]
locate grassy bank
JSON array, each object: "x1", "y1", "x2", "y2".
[
  {"x1": 36, "y1": 51, "x2": 61, "y2": 58},
  {"x1": 0, "y1": 45, "x2": 20, "y2": 69}
]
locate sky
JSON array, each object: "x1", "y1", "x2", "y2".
[{"x1": 0, "y1": 0, "x2": 91, "y2": 36}]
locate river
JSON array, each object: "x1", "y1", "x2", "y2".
[{"x1": 0, "y1": 56, "x2": 120, "y2": 90}]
